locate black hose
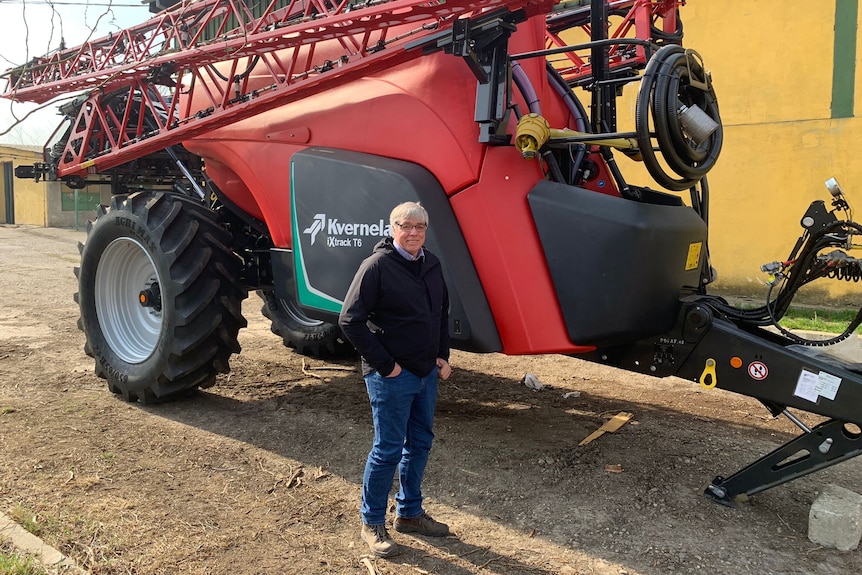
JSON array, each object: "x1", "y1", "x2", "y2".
[
  {"x1": 545, "y1": 62, "x2": 587, "y2": 132},
  {"x1": 209, "y1": 55, "x2": 261, "y2": 83},
  {"x1": 545, "y1": 62, "x2": 589, "y2": 182},
  {"x1": 706, "y1": 219, "x2": 862, "y2": 344},
  {"x1": 512, "y1": 61, "x2": 542, "y2": 115},
  {"x1": 635, "y1": 45, "x2": 723, "y2": 191},
  {"x1": 650, "y1": 11, "x2": 684, "y2": 44}
]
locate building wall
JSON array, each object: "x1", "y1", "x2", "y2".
[
  {"x1": 14, "y1": 176, "x2": 48, "y2": 227},
  {"x1": 1, "y1": 163, "x2": 5, "y2": 223},
  {"x1": 602, "y1": 0, "x2": 860, "y2": 304},
  {"x1": 0, "y1": 146, "x2": 46, "y2": 226},
  {"x1": 47, "y1": 182, "x2": 106, "y2": 229},
  {"x1": 684, "y1": 0, "x2": 858, "y2": 304},
  {"x1": 0, "y1": 145, "x2": 109, "y2": 229}
]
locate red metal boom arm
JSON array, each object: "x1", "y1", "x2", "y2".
[{"x1": 2, "y1": 0, "x2": 552, "y2": 177}]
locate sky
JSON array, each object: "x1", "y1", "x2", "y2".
[{"x1": 0, "y1": 0, "x2": 151, "y2": 145}]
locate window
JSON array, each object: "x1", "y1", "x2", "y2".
[{"x1": 61, "y1": 191, "x2": 101, "y2": 212}]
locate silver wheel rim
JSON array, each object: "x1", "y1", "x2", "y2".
[{"x1": 95, "y1": 237, "x2": 162, "y2": 364}]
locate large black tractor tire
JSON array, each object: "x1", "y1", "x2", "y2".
[
  {"x1": 258, "y1": 289, "x2": 353, "y2": 357},
  {"x1": 75, "y1": 192, "x2": 248, "y2": 403}
]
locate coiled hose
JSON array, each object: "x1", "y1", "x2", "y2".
[{"x1": 635, "y1": 45, "x2": 723, "y2": 191}]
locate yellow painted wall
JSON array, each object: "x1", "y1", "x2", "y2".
[
  {"x1": 573, "y1": 1, "x2": 861, "y2": 304},
  {"x1": 682, "y1": 0, "x2": 854, "y2": 303},
  {"x1": 0, "y1": 146, "x2": 106, "y2": 228},
  {"x1": 0, "y1": 146, "x2": 47, "y2": 226}
]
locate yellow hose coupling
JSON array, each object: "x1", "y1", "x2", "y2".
[{"x1": 516, "y1": 113, "x2": 550, "y2": 160}]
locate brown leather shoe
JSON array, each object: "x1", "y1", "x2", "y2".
[
  {"x1": 361, "y1": 523, "x2": 399, "y2": 557},
  {"x1": 394, "y1": 512, "x2": 450, "y2": 536}
]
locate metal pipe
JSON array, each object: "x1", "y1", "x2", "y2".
[{"x1": 782, "y1": 409, "x2": 812, "y2": 434}]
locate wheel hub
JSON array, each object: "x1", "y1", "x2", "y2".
[
  {"x1": 138, "y1": 282, "x2": 162, "y2": 312},
  {"x1": 95, "y1": 237, "x2": 163, "y2": 364}
]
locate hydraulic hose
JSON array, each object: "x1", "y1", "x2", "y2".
[
  {"x1": 512, "y1": 61, "x2": 541, "y2": 116},
  {"x1": 545, "y1": 62, "x2": 588, "y2": 133},
  {"x1": 635, "y1": 45, "x2": 723, "y2": 191},
  {"x1": 511, "y1": 61, "x2": 568, "y2": 183},
  {"x1": 704, "y1": 218, "x2": 862, "y2": 346},
  {"x1": 545, "y1": 62, "x2": 589, "y2": 182},
  {"x1": 651, "y1": 11, "x2": 684, "y2": 44}
]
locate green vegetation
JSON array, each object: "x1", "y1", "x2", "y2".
[
  {"x1": 8, "y1": 506, "x2": 44, "y2": 538},
  {"x1": 779, "y1": 306, "x2": 862, "y2": 335},
  {"x1": 0, "y1": 541, "x2": 48, "y2": 575},
  {"x1": 4, "y1": 505, "x2": 126, "y2": 574}
]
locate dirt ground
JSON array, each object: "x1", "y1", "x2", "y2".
[{"x1": 1, "y1": 223, "x2": 861, "y2": 575}]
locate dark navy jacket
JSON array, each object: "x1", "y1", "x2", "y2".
[{"x1": 338, "y1": 237, "x2": 450, "y2": 377}]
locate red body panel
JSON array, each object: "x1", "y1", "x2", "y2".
[
  {"x1": 185, "y1": 17, "x2": 569, "y2": 241},
  {"x1": 184, "y1": 17, "x2": 591, "y2": 353},
  {"x1": 452, "y1": 145, "x2": 595, "y2": 354},
  {"x1": 186, "y1": 54, "x2": 488, "y2": 245}
]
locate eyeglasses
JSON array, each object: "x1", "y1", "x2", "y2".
[{"x1": 395, "y1": 222, "x2": 427, "y2": 232}]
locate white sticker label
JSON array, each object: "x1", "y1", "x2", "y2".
[
  {"x1": 794, "y1": 370, "x2": 820, "y2": 402},
  {"x1": 793, "y1": 369, "x2": 843, "y2": 403},
  {"x1": 818, "y1": 372, "x2": 842, "y2": 401}
]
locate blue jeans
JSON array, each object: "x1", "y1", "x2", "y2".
[{"x1": 361, "y1": 367, "x2": 438, "y2": 525}]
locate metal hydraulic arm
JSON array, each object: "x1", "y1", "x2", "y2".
[{"x1": 1, "y1": 0, "x2": 554, "y2": 180}]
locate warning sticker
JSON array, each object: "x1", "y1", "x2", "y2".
[
  {"x1": 747, "y1": 361, "x2": 768, "y2": 380},
  {"x1": 685, "y1": 242, "x2": 703, "y2": 271},
  {"x1": 793, "y1": 369, "x2": 843, "y2": 403}
]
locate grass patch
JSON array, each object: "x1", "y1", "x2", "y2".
[
  {"x1": 779, "y1": 306, "x2": 862, "y2": 335},
  {"x1": 7, "y1": 505, "x2": 51, "y2": 539},
  {"x1": 0, "y1": 540, "x2": 49, "y2": 575},
  {"x1": 7, "y1": 505, "x2": 128, "y2": 574}
]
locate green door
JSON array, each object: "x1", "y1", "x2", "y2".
[{"x1": 3, "y1": 162, "x2": 13, "y2": 224}]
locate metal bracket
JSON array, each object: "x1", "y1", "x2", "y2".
[
  {"x1": 448, "y1": 13, "x2": 518, "y2": 143},
  {"x1": 411, "y1": 8, "x2": 522, "y2": 144},
  {"x1": 449, "y1": 18, "x2": 488, "y2": 83},
  {"x1": 684, "y1": 48, "x2": 710, "y2": 92},
  {"x1": 704, "y1": 418, "x2": 862, "y2": 506}
]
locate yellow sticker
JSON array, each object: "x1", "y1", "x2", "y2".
[{"x1": 685, "y1": 242, "x2": 703, "y2": 271}]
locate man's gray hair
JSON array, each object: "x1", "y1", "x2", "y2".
[{"x1": 390, "y1": 202, "x2": 429, "y2": 228}]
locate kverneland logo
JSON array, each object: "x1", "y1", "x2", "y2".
[
  {"x1": 303, "y1": 214, "x2": 326, "y2": 245},
  {"x1": 303, "y1": 214, "x2": 391, "y2": 246}
]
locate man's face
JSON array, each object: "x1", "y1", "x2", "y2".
[{"x1": 393, "y1": 219, "x2": 427, "y2": 257}]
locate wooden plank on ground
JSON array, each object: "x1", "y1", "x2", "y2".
[{"x1": 578, "y1": 411, "x2": 634, "y2": 446}]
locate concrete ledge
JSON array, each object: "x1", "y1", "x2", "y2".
[
  {"x1": 809, "y1": 484, "x2": 862, "y2": 551},
  {"x1": 0, "y1": 512, "x2": 89, "y2": 574}
]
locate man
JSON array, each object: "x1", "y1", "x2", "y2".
[{"x1": 339, "y1": 201, "x2": 452, "y2": 558}]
